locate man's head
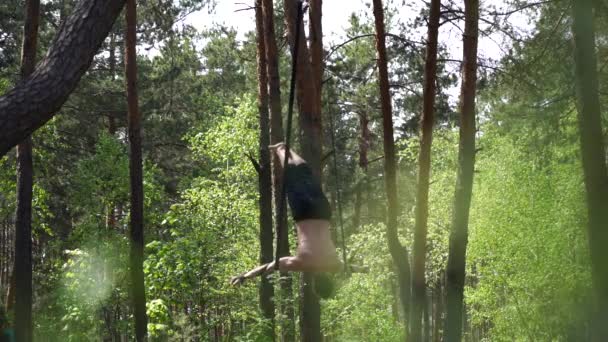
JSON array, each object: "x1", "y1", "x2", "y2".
[{"x1": 313, "y1": 273, "x2": 335, "y2": 299}]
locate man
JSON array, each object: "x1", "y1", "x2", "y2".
[{"x1": 231, "y1": 142, "x2": 341, "y2": 286}]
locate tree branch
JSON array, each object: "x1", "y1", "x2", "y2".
[{"x1": 0, "y1": 0, "x2": 126, "y2": 156}]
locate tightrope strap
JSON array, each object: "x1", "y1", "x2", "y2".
[{"x1": 275, "y1": 0, "x2": 304, "y2": 270}]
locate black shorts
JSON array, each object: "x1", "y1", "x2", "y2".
[{"x1": 285, "y1": 163, "x2": 332, "y2": 222}]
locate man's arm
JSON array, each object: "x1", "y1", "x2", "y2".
[
  {"x1": 230, "y1": 263, "x2": 272, "y2": 286},
  {"x1": 230, "y1": 256, "x2": 303, "y2": 286}
]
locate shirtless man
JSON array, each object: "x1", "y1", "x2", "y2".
[{"x1": 231, "y1": 143, "x2": 341, "y2": 286}]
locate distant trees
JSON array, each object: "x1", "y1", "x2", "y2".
[{"x1": 0, "y1": 0, "x2": 605, "y2": 340}]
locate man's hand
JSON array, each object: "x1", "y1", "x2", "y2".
[{"x1": 230, "y1": 274, "x2": 246, "y2": 286}]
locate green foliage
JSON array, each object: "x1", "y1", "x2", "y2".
[
  {"x1": 323, "y1": 223, "x2": 405, "y2": 342},
  {"x1": 3, "y1": 1, "x2": 603, "y2": 340},
  {"x1": 144, "y1": 94, "x2": 266, "y2": 339},
  {"x1": 466, "y1": 125, "x2": 592, "y2": 341}
]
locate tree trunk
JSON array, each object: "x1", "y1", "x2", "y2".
[
  {"x1": 261, "y1": 0, "x2": 294, "y2": 340},
  {"x1": 125, "y1": 0, "x2": 148, "y2": 339},
  {"x1": 283, "y1": 1, "x2": 324, "y2": 341},
  {"x1": 283, "y1": 0, "x2": 322, "y2": 174},
  {"x1": 13, "y1": 1, "x2": 40, "y2": 341},
  {"x1": 571, "y1": 0, "x2": 608, "y2": 339},
  {"x1": 444, "y1": 0, "x2": 479, "y2": 340},
  {"x1": 255, "y1": 1, "x2": 275, "y2": 338},
  {"x1": 372, "y1": 0, "x2": 411, "y2": 337},
  {"x1": 411, "y1": 0, "x2": 441, "y2": 339},
  {"x1": 308, "y1": 0, "x2": 323, "y2": 105},
  {"x1": 0, "y1": 0, "x2": 125, "y2": 157}
]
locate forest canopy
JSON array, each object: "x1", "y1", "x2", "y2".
[{"x1": 0, "y1": 0, "x2": 606, "y2": 341}]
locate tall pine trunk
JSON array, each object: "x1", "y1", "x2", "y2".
[
  {"x1": 372, "y1": 0, "x2": 411, "y2": 337},
  {"x1": 444, "y1": 0, "x2": 479, "y2": 340},
  {"x1": 283, "y1": 1, "x2": 323, "y2": 341},
  {"x1": 125, "y1": 0, "x2": 148, "y2": 339},
  {"x1": 13, "y1": 0, "x2": 40, "y2": 340},
  {"x1": 261, "y1": 0, "x2": 294, "y2": 339},
  {"x1": 411, "y1": 0, "x2": 441, "y2": 339},
  {"x1": 254, "y1": 1, "x2": 275, "y2": 338},
  {"x1": 571, "y1": 0, "x2": 608, "y2": 339}
]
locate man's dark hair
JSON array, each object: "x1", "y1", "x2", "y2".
[{"x1": 313, "y1": 273, "x2": 335, "y2": 299}]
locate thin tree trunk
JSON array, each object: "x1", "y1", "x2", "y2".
[
  {"x1": 411, "y1": 0, "x2": 441, "y2": 339},
  {"x1": 434, "y1": 277, "x2": 444, "y2": 342},
  {"x1": 255, "y1": 1, "x2": 275, "y2": 338},
  {"x1": 125, "y1": 0, "x2": 147, "y2": 339},
  {"x1": 372, "y1": 0, "x2": 411, "y2": 337},
  {"x1": 261, "y1": 0, "x2": 294, "y2": 340},
  {"x1": 108, "y1": 32, "x2": 117, "y2": 136},
  {"x1": 283, "y1": 1, "x2": 323, "y2": 341},
  {"x1": 5, "y1": 271, "x2": 14, "y2": 312},
  {"x1": 424, "y1": 291, "x2": 431, "y2": 341},
  {"x1": 0, "y1": 0, "x2": 125, "y2": 156},
  {"x1": 13, "y1": 1, "x2": 40, "y2": 341},
  {"x1": 571, "y1": 0, "x2": 608, "y2": 339},
  {"x1": 353, "y1": 113, "x2": 370, "y2": 231},
  {"x1": 444, "y1": 0, "x2": 479, "y2": 340},
  {"x1": 103, "y1": 33, "x2": 118, "y2": 342}
]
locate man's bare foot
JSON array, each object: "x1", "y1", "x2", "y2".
[
  {"x1": 268, "y1": 142, "x2": 286, "y2": 150},
  {"x1": 230, "y1": 274, "x2": 246, "y2": 286}
]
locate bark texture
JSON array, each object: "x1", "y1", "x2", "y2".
[
  {"x1": 372, "y1": 0, "x2": 411, "y2": 336},
  {"x1": 571, "y1": 0, "x2": 608, "y2": 339},
  {"x1": 13, "y1": 1, "x2": 40, "y2": 341},
  {"x1": 309, "y1": 0, "x2": 323, "y2": 105},
  {"x1": 0, "y1": 0, "x2": 125, "y2": 157},
  {"x1": 444, "y1": 0, "x2": 479, "y2": 340},
  {"x1": 125, "y1": 0, "x2": 148, "y2": 339},
  {"x1": 254, "y1": 1, "x2": 275, "y2": 337},
  {"x1": 411, "y1": 0, "x2": 441, "y2": 339}
]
